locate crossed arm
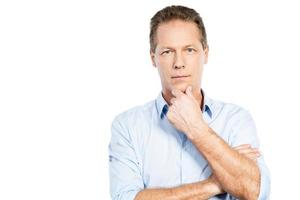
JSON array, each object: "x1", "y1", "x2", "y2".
[
  {"x1": 190, "y1": 126, "x2": 260, "y2": 200},
  {"x1": 135, "y1": 141, "x2": 260, "y2": 200},
  {"x1": 135, "y1": 177, "x2": 222, "y2": 200},
  {"x1": 135, "y1": 87, "x2": 261, "y2": 200}
]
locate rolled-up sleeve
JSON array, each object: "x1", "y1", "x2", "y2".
[
  {"x1": 109, "y1": 116, "x2": 144, "y2": 200},
  {"x1": 256, "y1": 157, "x2": 271, "y2": 200},
  {"x1": 229, "y1": 109, "x2": 271, "y2": 199}
]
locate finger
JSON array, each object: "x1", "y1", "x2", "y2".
[
  {"x1": 236, "y1": 146, "x2": 259, "y2": 152},
  {"x1": 170, "y1": 98, "x2": 176, "y2": 105},
  {"x1": 234, "y1": 144, "x2": 251, "y2": 149},
  {"x1": 234, "y1": 144, "x2": 251, "y2": 150},
  {"x1": 185, "y1": 86, "x2": 193, "y2": 98},
  {"x1": 247, "y1": 155, "x2": 258, "y2": 162},
  {"x1": 241, "y1": 151, "x2": 259, "y2": 158},
  {"x1": 237, "y1": 148, "x2": 259, "y2": 155},
  {"x1": 166, "y1": 106, "x2": 175, "y2": 118},
  {"x1": 243, "y1": 152, "x2": 260, "y2": 160},
  {"x1": 171, "y1": 88, "x2": 184, "y2": 98}
]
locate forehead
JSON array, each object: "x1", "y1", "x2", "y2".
[{"x1": 156, "y1": 19, "x2": 202, "y2": 48}]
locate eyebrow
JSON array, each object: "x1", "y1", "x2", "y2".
[{"x1": 159, "y1": 44, "x2": 196, "y2": 49}]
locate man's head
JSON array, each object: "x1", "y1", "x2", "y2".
[{"x1": 150, "y1": 5, "x2": 209, "y2": 95}]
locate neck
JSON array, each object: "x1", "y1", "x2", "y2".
[{"x1": 162, "y1": 87, "x2": 204, "y2": 111}]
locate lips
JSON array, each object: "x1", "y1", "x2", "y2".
[{"x1": 171, "y1": 75, "x2": 191, "y2": 79}]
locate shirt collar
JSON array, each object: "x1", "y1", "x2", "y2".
[{"x1": 155, "y1": 89, "x2": 213, "y2": 120}]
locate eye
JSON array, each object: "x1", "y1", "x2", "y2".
[
  {"x1": 186, "y1": 48, "x2": 196, "y2": 53},
  {"x1": 161, "y1": 50, "x2": 172, "y2": 55}
]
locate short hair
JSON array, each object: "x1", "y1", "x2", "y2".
[{"x1": 150, "y1": 5, "x2": 208, "y2": 53}]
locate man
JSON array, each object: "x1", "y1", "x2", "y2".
[{"x1": 109, "y1": 5, "x2": 270, "y2": 200}]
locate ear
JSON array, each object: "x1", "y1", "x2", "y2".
[
  {"x1": 204, "y1": 47, "x2": 209, "y2": 64},
  {"x1": 150, "y1": 50, "x2": 156, "y2": 67}
]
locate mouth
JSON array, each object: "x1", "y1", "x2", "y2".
[{"x1": 171, "y1": 75, "x2": 191, "y2": 79}]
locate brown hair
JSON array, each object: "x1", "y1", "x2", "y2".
[{"x1": 150, "y1": 5, "x2": 208, "y2": 53}]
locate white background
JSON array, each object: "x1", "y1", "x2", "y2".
[{"x1": 1, "y1": 0, "x2": 299, "y2": 199}]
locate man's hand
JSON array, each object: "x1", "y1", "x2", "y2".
[
  {"x1": 166, "y1": 86, "x2": 206, "y2": 139},
  {"x1": 234, "y1": 144, "x2": 260, "y2": 162}
]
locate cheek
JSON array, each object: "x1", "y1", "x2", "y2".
[
  {"x1": 195, "y1": 67, "x2": 204, "y2": 80},
  {"x1": 157, "y1": 56, "x2": 173, "y2": 67},
  {"x1": 157, "y1": 67, "x2": 171, "y2": 82},
  {"x1": 188, "y1": 55, "x2": 205, "y2": 71},
  {"x1": 156, "y1": 58, "x2": 173, "y2": 77},
  {"x1": 187, "y1": 54, "x2": 202, "y2": 65}
]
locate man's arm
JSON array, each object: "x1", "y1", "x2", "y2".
[
  {"x1": 135, "y1": 144, "x2": 259, "y2": 200},
  {"x1": 110, "y1": 89, "x2": 266, "y2": 200},
  {"x1": 190, "y1": 126, "x2": 260, "y2": 200},
  {"x1": 135, "y1": 176, "x2": 222, "y2": 200},
  {"x1": 110, "y1": 114, "x2": 225, "y2": 200},
  {"x1": 167, "y1": 87, "x2": 260, "y2": 200}
]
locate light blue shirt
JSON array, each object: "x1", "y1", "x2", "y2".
[{"x1": 109, "y1": 90, "x2": 270, "y2": 200}]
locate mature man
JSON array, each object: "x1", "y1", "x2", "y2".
[{"x1": 109, "y1": 5, "x2": 270, "y2": 200}]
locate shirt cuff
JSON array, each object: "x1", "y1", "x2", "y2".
[{"x1": 257, "y1": 163, "x2": 271, "y2": 200}]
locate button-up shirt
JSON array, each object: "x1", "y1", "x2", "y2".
[{"x1": 109, "y1": 90, "x2": 270, "y2": 200}]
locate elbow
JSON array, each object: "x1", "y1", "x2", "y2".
[
  {"x1": 242, "y1": 170, "x2": 261, "y2": 200},
  {"x1": 244, "y1": 187, "x2": 260, "y2": 200}
]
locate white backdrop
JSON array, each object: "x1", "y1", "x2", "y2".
[{"x1": 1, "y1": 0, "x2": 299, "y2": 199}]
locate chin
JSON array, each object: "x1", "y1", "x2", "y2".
[{"x1": 170, "y1": 83, "x2": 189, "y2": 93}]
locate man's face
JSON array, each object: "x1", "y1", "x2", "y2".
[{"x1": 151, "y1": 19, "x2": 208, "y2": 94}]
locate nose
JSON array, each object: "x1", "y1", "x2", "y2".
[{"x1": 173, "y1": 52, "x2": 185, "y2": 69}]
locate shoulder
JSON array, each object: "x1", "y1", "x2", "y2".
[
  {"x1": 207, "y1": 97, "x2": 258, "y2": 145},
  {"x1": 112, "y1": 99, "x2": 155, "y2": 129},
  {"x1": 207, "y1": 96, "x2": 253, "y2": 124},
  {"x1": 110, "y1": 99, "x2": 156, "y2": 146}
]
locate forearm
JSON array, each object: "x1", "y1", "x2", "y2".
[
  {"x1": 134, "y1": 178, "x2": 222, "y2": 200},
  {"x1": 190, "y1": 125, "x2": 260, "y2": 200}
]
